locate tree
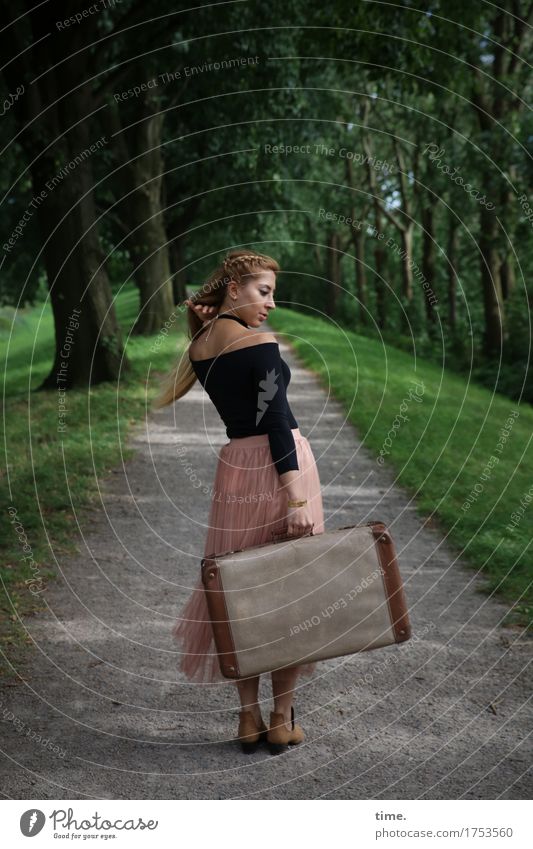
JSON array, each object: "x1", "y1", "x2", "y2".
[
  {"x1": 0, "y1": 1, "x2": 127, "y2": 388},
  {"x1": 102, "y1": 88, "x2": 175, "y2": 335}
]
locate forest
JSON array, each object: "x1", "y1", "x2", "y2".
[{"x1": 1, "y1": 0, "x2": 531, "y2": 401}]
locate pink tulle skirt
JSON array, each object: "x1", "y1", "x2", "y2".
[{"x1": 172, "y1": 427, "x2": 325, "y2": 683}]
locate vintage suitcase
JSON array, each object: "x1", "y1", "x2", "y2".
[{"x1": 201, "y1": 520, "x2": 411, "y2": 679}]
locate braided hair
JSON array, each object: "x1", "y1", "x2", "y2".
[{"x1": 222, "y1": 250, "x2": 277, "y2": 275}]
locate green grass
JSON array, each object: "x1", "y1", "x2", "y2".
[
  {"x1": 268, "y1": 309, "x2": 532, "y2": 628},
  {"x1": 0, "y1": 287, "x2": 186, "y2": 679}
]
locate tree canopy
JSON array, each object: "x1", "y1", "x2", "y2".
[{"x1": 1, "y1": 0, "x2": 531, "y2": 400}]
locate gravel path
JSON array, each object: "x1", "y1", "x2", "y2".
[{"x1": 1, "y1": 333, "x2": 530, "y2": 800}]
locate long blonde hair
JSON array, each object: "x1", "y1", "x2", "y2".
[{"x1": 153, "y1": 249, "x2": 280, "y2": 408}]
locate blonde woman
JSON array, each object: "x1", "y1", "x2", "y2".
[{"x1": 155, "y1": 249, "x2": 325, "y2": 754}]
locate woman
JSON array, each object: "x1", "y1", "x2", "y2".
[{"x1": 155, "y1": 249, "x2": 325, "y2": 754}]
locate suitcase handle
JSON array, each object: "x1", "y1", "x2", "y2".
[{"x1": 270, "y1": 523, "x2": 314, "y2": 543}]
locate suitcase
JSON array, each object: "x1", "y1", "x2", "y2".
[{"x1": 201, "y1": 520, "x2": 411, "y2": 679}]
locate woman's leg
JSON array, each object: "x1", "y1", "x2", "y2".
[
  {"x1": 235, "y1": 676, "x2": 262, "y2": 723},
  {"x1": 271, "y1": 665, "x2": 301, "y2": 731}
]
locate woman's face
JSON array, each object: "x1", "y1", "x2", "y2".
[{"x1": 227, "y1": 270, "x2": 277, "y2": 327}]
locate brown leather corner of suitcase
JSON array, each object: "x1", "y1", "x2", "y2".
[
  {"x1": 369, "y1": 524, "x2": 411, "y2": 644},
  {"x1": 201, "y1": 558, "x2": 241, "y2": 678}
]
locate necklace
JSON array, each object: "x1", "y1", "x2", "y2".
[{"x1": 203, "y1": 312, "x2": 248, "y2": 343}]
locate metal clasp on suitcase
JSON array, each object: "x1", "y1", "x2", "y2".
[{"x1": 336, "y1": 520, "x2": 392, "y2": 544}]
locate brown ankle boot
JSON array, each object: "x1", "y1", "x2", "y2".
[
  {"x1": 237, "y1": 710, "x2": 267, "y2": 753},
  {"x1": 267, "y1": 706, "x2": 305, "y2": 755}
]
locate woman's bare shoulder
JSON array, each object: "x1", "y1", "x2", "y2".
[
  {"x1": 232, "y1": 331, "x2": 278, "y2": 348},
  {"x1": 190, "y1": 327, "x2": 277, "y2": 360},
  {"x1": 220, "y1": 331, "x2": 278, "y2": 355}
]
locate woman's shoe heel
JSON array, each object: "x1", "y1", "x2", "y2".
[
  {"x1": 267, "y1": 741, "x2": 288, "y2": 756},
  {"x1": 237, "y1": 710, "x2": 267, "y2": 754},
  {"x1": 266, "y1": 706, "x2": 305, "y2": 755}
]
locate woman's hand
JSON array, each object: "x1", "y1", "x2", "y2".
[
  {"x1": 185, "y1": 298, "x2": 219, "y2": 324},
  {"x1": 286, "y1": 502, "x2": 314, "y2": 538}
]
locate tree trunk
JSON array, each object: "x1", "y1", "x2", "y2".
[
  {"x1": 34, "y1": 90, "x2": 125, "y2": 389},
  {"x1": 0, "y1": 8, "x2": 126, "y2": 390},
  {"x1": 118, "y1": 97, "x2": 174, "y2": 335},
  {"x1": 345, "y1": 158, "x2": 368, "y2": 325},
  {"x1": 400, "y1": 224, "x2": 414, "y2": 302},
  {"x1": 479, "y1": 207, "x2": 504, "y2": 356},
  {"x1": 170, "y1": 234, "x2": 188, "y2": 306},
  {"x1": 421, "y1": 205, "x2": 437, "y2": 328},
  {"x1": 127, "y1": 188, "x2": 175, "y2": 335},
  {"x1": 373, "y1": 208, "x2": 387, "y2": 329},
  {"x1": 34, "y1": 178, "x2": 125, "y2": 389},
  {"x1": 447, "y1": 218, "x2": 459, "y2": 330},
  {"x1": 353, "y1": 227, "x2": 368, "y2": 325},
  {"x1": 326, "y1": 232, "x2": 342, "y2": 317},
  {"x1": 499, "y1": 170, "x2": 517, "y2": 302},
  {"x1": 166, "y1": 197, "x2": 205, "y2": 307},
  {"x1": 500, "y1": 253, "x2": 515, "y2": 301}
]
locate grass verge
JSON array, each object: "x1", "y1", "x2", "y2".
[{"x1": 269, "y1": 309, "x2": 532, "y2": 629}]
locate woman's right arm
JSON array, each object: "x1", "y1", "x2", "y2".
[
  {"x1": 278, "y1": 469, "x2": 305, "y2": 500},
  {"x1": 249, "y1": 338, "x2": 314, "y2": 538},
  {"x1": 278, "y1": 469, "x2": 315, "y2": 537}
]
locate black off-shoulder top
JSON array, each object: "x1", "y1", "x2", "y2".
[{"x1": 189, "y1": 314, "x2": 299, "y2": 475}]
